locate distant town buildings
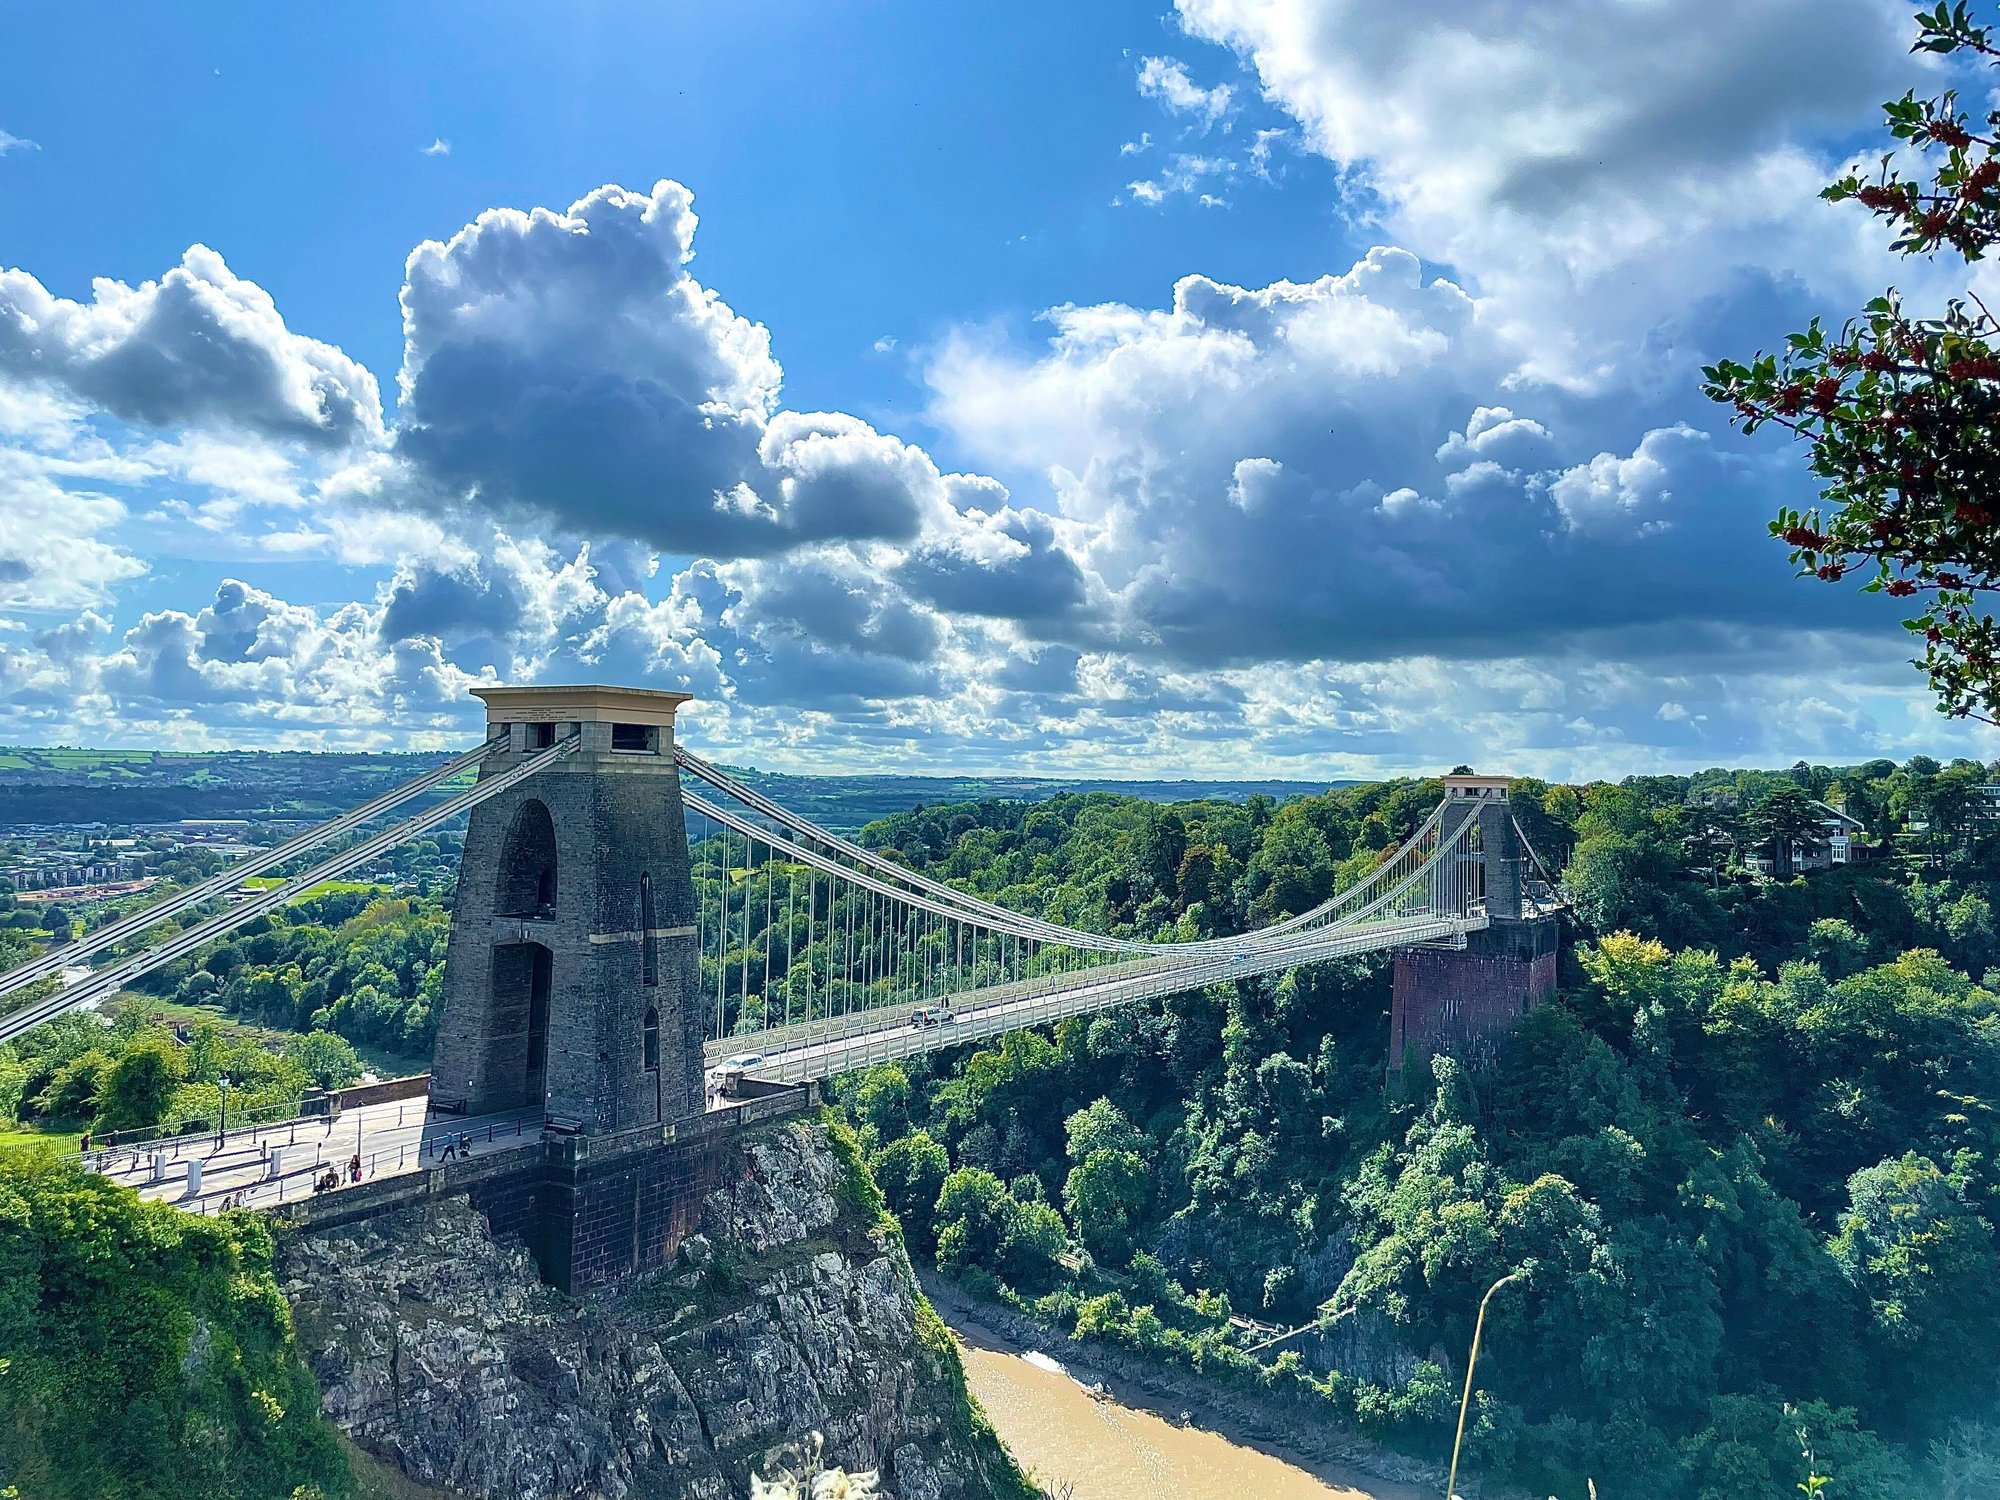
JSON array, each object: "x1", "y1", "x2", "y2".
[
  {"x1": 2, "y1": 856, "x2": 146, "y2": 892},
  {"x1": 0, "y1": 817, "x2": 309, "y2": 902}
]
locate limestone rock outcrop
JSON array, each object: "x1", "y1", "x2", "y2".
[{"x1": 280, "y1": 1118, "x2": 1024, "y2": 1500}]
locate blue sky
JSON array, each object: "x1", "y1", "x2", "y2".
[
  {"x1": 0, "y1": 0, "x2": 1992, "y2": 778},
  {"x1": 1, "y1": 3, "x2": 1340, "y2": 434}
]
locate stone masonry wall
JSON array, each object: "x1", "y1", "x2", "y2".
[
  {"x1": 538, "y1": 1128, "x2": 739, "y2": 1293},
  {"x1": 281, "y1": 1116, "x2": 1028, "y2": 1500},
  {"x1": 1387, "y1": 918, "x2": 1560, "y2": 1084}
]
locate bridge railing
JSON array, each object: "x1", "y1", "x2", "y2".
[
  {"x1": 703, "y1": 947, "x2": 1194, "y2": 1064},
  {"x1": 745, "y1": 913, "x2": 1485, "y2": 1084},
  {"x1": 701, "y1": 806, "x2": 1489, "y2": 1070}
]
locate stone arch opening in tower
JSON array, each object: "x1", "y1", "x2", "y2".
[
  {"x1": 486, "y1": 940, "x2": 554, "y2": 1111},
  {"x1": 495, "y1": 800, "x2": 558, "y2": 917}
]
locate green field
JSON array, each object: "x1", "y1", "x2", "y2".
[
  {"x1": 228, "y1": 876, "x2": 386, "y2": 896},
  {"x1": 0, "y1": 1127, "x2": 83, "y2": 1159},
  {"x1": 27, "y1": 749, "x2": 161, "y2": 767}
]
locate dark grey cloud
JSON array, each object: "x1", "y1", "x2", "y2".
[
  {"x1": 379, "y1": 560, "x2": 531, "y2": 659},
  {"x1": 390, "y1": 181, "x2": 953, "y2": 558},
  {"x1": 895, "y1": 507, "x2": 1093, "y2": 626},
  {"x1": 927, "y1": 249, "x2": 1886, "y2": 672}
]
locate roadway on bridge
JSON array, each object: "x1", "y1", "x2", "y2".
[
  {"x1": 90, "y1": 1098, "x2": 542, "y2": 1216},
  {"x1": 728, "y1": 911, "x2": 1481, "y2": 1084}
]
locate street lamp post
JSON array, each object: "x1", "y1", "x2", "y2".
[
  {"x1": 215, "y1": 1074, "x2": 232, "y2": 1147},
  {"x1": 1446, "y1": 1269, "x2": 1526, "y2": 1500}
]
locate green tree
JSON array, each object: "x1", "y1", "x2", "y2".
[
  {"x1": 933, "y1": 1167, "x2": 1067, "y2": 1287},
  {"x1": 0, "y1": 1157, "x2": 352, "y2": 1497},
  {"x1": 95, "y1": 1036, "x2": 185, "y2": 1133},
  {"x1": 1831, "y1": 1152, "x2": 2000, "y2": 1426},
  {"x1": 1064, "y1": 1098, "x2": 1147, "y2": 1163},
  {"x1": 0, "y1": 927, "x2": 32, "y2": 974},
  {"x1": 1062, "y1": 1148, "x2": 1150, "y2": 1265},
  {"x1": 1804, "y1": 917, "x2": 1871, "y2": 979},
  {"x1": 1244, "y1": 811, "x2": 1335, "y2": 922},
  {"x1": 44, "y1": 1050, "x2": 111, "y2": 1122},
  {"x1": 848, "y1": 1063, "x2": 914, "y2": 1141},
  {"x1": 1681, "y1": 803, "x2": 1743, "y2": 887},
  {"x1": 1001, "y1": 1197, "x2": 1068, "y2": 1290},
  {"x1": 871, "y1": 1131, "x2": 950, "y2": 1252},
  {"x1": 934, "y1": 1167, "x2": 1015, "y2": 1276},
  {"x1": 1752, "y1": 786, "x2": 1827, "y2": 879},
  {"x1": 281, "y1": 1032, "x2": 364, "y2": 1092}
]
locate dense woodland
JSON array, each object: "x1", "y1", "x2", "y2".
[
  {"x1": 836, "y1": 760, "x2": 2000, "y2": 1499},
  {"x1": 0, "y1": 758, "x2": 1998, "y2": 1495},
  {"x1": 0, "y1": 1157, "x2": 350, "y2": 1498}
]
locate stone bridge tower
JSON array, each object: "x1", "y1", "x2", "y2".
[
  {"x1": 429, "y1": 685, "x2": 708, "y2": 1132},
  {"x1": 1387, "y1": 774, "x2": 1560, "y2": 1089}
]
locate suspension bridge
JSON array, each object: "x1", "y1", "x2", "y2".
[{"x1": 2, "y1": 686, "x2": 1559, "y2": 1277}]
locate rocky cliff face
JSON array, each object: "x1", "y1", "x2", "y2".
[{"x1": 279, "y1": 1116, "x2": 1026, "y2": 1500}]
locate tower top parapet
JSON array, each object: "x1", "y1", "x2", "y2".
[
  {"x1": 1442, "y1": 773, "x2": 1511, "y2": 800},
  {"x1": 472, "y1": 684, "x2": 693, "y2": 728}
]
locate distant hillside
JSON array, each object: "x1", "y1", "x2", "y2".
[
  {"x1": 0, "y1": 744, "x2": 1341, "y2": 834},
  {"x1": 0, "y1": 746, "x2": 445, "y2": 828},
  {"x1": 717, "y1": 767, "x2": 1339, "y2": 834}
]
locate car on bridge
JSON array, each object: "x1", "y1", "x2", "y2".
[
  {"x1": 909, "y1": 1005, "x2": 957, "y2": 1029},
  {"x1": 712, "y1": 1052, "x2": 767, "y2": 1077}
]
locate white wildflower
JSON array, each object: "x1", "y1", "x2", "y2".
[{"x1": 810, "y1": 1468, "x2": 880, "y2": 1500}]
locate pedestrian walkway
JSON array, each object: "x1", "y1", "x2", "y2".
[{"x1": 86, "y1": 1097, "x2": 543, "y2": 1215}]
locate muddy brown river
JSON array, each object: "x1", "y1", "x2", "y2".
[{"x1": 954, "y1": 1328, "x2": 1423, "y2": 1500}]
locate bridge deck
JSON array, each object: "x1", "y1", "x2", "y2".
[
  {"x1": 711, "y1": 912, "x2": 1487, "y2": 1085},
  {"x1": 86, "y1": 920, "x2": 1494, "y2": 1216},
  {"x1": 90, "y1": 1099, "x2": 543, "y2": 1216},
  {"x1": 90, "y1": 1087, "x2": 789, "y2": 1218}
]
